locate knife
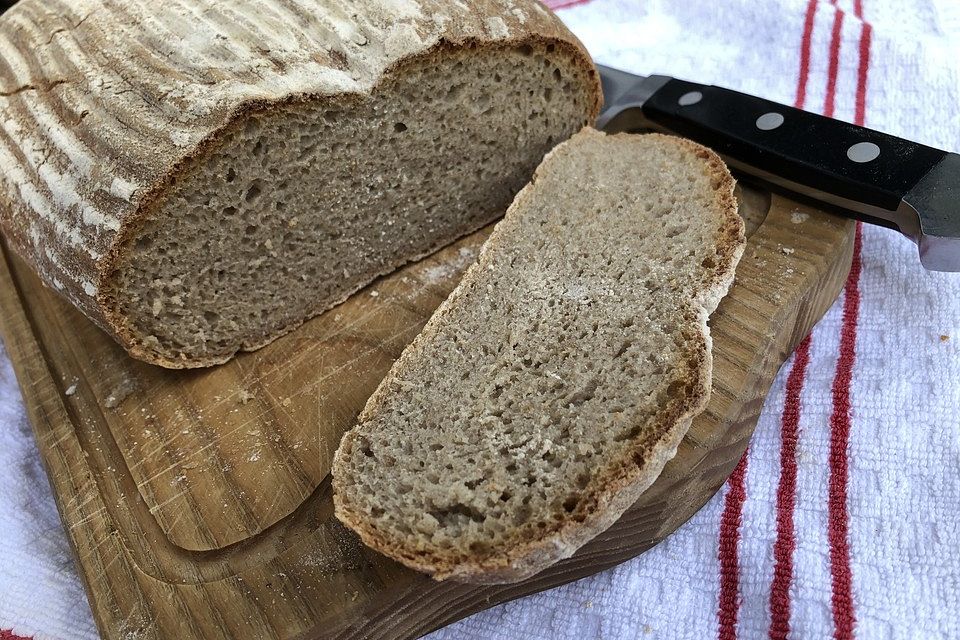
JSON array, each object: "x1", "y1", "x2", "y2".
[{"x1": 596, "y1": 65, "x2": 960, "y2": 272}]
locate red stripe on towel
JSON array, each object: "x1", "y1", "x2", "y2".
[
  {"x1": 718, "y1": 1, "x2": 825, "y2": 635},
  {"x1": 827, "y1": 0, "x2": 871, "y2": 635},
  {"x1": 794, "y1": 0, "x2": 819, "y2": 108},
  {"x1": 854, "y1": 21, "x2": 872, "y2": 125},
  {"x1": 828, "y1": 224, "x2": 863, "y2": 640},
  {"x1": 768, "y1": 337, "x2": 813, "y2": 640},
  {"x1": 822, "y1": 7, "x2": 845, "y2": 118},
  {"x1": 766, "y1": 3, "x2": 845, "y2": 633},
  {"x1": 718, "y1": 451, "x2": 750, "y2": 640}
]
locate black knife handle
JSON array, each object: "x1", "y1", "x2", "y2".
[{"x1": 642, "y1": 79, "x2": 946, "y2": 213}]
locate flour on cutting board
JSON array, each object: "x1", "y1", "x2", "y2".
[
  {"x1": 418, "y1": 246, "x2": 478, "y2": 284},
  {"x1": 105, "y1": 377, "x2": 136, "y2": 408}
]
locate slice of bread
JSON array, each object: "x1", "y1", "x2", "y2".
[
  {"x1": 332, "y1": 128, "x2": 746, "y2": 583},
  {"x1": 0, "y1": 0, "x2": 599, "y2": 368}
]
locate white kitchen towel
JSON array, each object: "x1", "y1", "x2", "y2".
[{"x1": 2, "y1": 1, "x2": 959, "y2": 639}]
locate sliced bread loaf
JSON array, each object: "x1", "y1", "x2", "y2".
[
  {"x1": 0, "y1": 0, "x2": 599, "y2": 368},
  {"x1": 332, "y1": 128, "x2": 746, "y2": 583}
]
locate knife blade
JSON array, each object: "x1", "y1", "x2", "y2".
[{"x1": 596, "y1": 64, "x2": 960, "y2": 272}]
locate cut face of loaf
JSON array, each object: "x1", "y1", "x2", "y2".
[
  {"x1": 0, "y1": 0, "x2": 599, "y2": 368},
  {"x1": 108, "y1": 44, "x2": 596, "y2": 365},
  {"x1": 333, "y1": 128, "x2": 746, "y2": 583}
]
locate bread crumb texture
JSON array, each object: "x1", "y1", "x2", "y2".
[{"x1": 333, "y1": 128, "x2": 746, "y2": 582}]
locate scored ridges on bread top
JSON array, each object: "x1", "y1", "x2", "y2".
[{"x1": 0, "y1": 0, "x2": 600, "y2": 367}]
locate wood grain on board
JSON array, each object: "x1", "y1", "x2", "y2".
[{"x1": 0, "y1": 182, "x2": 854, "y2": 640}]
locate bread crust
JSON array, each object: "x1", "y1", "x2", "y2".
[
  {"x1": 0, "y1": 0, "x2": 600, "y2": 367},
  {"x1": 333, "y1": 129, "x2": 746, "y2": 583}
]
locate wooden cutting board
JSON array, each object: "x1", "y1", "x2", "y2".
[{"x1": 0, "y1": 180, "x2": 854, "y2": 640}]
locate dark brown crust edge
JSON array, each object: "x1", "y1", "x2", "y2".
[
  {"x1": 331, "y1": 130, "x2": 746, "y2": 584},
  {"x1": 91, "y1": 35, "x2": 601, "y2": 369}
]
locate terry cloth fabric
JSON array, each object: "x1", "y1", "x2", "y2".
[{"x1": 2, "y1": 1, "x2": 960, "y2": 639}]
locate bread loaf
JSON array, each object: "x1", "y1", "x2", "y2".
[
  {"x1": 0, "y1": 0, "x2": 599, "y2": 367},
  {"x1": 332, "y1": 128, "x2": 746, "y2": 583}
]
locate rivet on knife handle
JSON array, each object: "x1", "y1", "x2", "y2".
[{"x1": 596, "y1": 65, "x2": 960, "y2": 272}]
